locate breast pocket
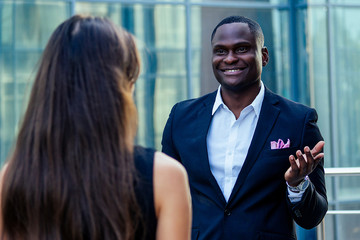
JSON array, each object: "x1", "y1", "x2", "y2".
[
  {"x1": 261, "y1": 147, "x2": 298, "y2": 159},
  {"x1": 256, "y1": 147, "x2": 299, "y2": 176}
]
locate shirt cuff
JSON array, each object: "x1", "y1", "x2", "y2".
[{"x1": 287, "y1": 177, "x2": 310, "y2": 203}]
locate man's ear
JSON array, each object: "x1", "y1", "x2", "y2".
[{"x1": 262, "y1": 47, "x2": 269, "y2": 66}]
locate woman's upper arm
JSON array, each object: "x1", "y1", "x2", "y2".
[{"x1": 153, "y1": 151, "x2": 192, "y2": 240}]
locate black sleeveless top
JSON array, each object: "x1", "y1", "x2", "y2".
[{"x1": 133, "y1": 146, "x2": 157, "y2": 240}]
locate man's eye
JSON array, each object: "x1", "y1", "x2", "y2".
[
  {"x1": 236, "y1": 47, "x2": 248, "y2": 53},
  {"x1": 215, "y1": 49, "x2": 226, "y2": 55}
]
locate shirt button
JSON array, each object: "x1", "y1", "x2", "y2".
[
  {"x1": 294, "y1": 209, "x2": 302, "y2": 218},
  {"x1": 224, "y1": 209, "x2": 231, "y2": 216}
]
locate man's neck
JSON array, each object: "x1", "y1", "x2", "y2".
[{"x1": 220, "y1": 81, "x2": 261, "y2": 119}]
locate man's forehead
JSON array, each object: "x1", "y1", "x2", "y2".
[
  {"x1": 213, "y1": 23, "x2": 251, "y2": 38},
  {"x1": 212, "y1": 22, "x2": 254, "y2": 43}
]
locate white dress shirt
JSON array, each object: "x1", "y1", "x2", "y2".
[
  {"x1": 207, "y1": 82, "x2": 264, "y2": 202},
  {"x1": 207, "y1": 82, "x2": 306, "y2": 202}
]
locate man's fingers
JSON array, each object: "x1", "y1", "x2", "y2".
[
  {"x1": 304, "y1": 146, "x2": 311, "y2": 162},
  {"x1": 296, "y1": 150, "x2": 307, "y2": 172},
  {"x1": 312, "y1": 153, "x2": 324, "y2": 170},
  {"x1": 289, "y1": 155, "x2": 299, "y2": 171},
  {"x1": 304, "y1": 146, "x2": 313, "y2": 172},
  {"x1": 310, "y1": 141, "x2": 325, "y2": 156},
  {"x1": 287, "y1": 142, "x2": 325, "y2": 182},
  {"x1": 314, "y1": 153, "x2": 324, "y2": 161}
]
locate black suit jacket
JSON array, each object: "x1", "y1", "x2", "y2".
[{"x1": 161, "y1": 88, "x2": 328, "y2": 240}]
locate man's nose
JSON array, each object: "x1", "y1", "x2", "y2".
[{"x1": 224, "y1": 52, "x2": 238, "y2": 64}]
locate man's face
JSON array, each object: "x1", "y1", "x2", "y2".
[{"x1": 211, "y1": 22, "x2": 268, "y2": 92}]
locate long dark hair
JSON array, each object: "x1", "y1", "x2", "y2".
[{"x1": 1, "y1": 15, "x2": 141, "y2": 240}]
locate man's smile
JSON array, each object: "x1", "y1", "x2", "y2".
[
  {"x1": 221, "y1": 68, "x2": 245, "y2": 75},
  {"x1": 224, "y1": 69, "x2": 240, "y2": 72}
]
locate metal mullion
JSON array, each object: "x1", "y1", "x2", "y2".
[
  {"x1": 70, "y1": 0, "x2": 76, "y2": 15},
  {"x1": 73, "y1": 0, "x2": 288, "y2": 9},
  {"x1": 288, "y1": 0, "x2": 298, "y2": 101},
  {"x1": 327, "y1": 210, "x2": 360, "y2": 215},
  {"x1": 185, "y1": 0, "x2": 192, "y2": 99},
  {"x1": 75, "y1": 0, "x2": 184, "y2": 5},
  {"x1": 12, "y1": 1, "x2": 18, "y2": 130},
  {"x1": 3, "y1": 0, "x2": 74, "y2": 5},
  {"x1": 325, "y1": 167, "x2": 360, "y2": 176},
  {"x1": 328, "y1": 3, "x2": 360, "y2": 8},
  {"x1": 189, "y1": 1, "x2": 288, "y2": 9},
  {"x1": 297, "y1": 1, "x2": 360, "y2": 8},
  {"x1": 326, "y1": 1, "x2": 342, "y2": 240}
]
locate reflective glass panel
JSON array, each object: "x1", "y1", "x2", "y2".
[
  {"x1": 331, "y1": 7, "x2": 360, "y2": 168},
  {"x1": 191, "y1": 0, "x2": 287, "y2": 4},
  {"x1": 304, "y1": 5, "x2": 360, "y2": 239},
  {"x1": 131, "y1": 0, "x2": 184, "y2": 1},
  {"x1": 14, "y1": 2, "x2": 69, "y2": 49},
  {"x1": 298, "y1": 0, "x2": 326, "y2": 4},
  {"x1": 76, "y1": 3, "x2": 187, "y2": 150},
  {"x1": 325, "y1": 175, "x2": 360, "y2": 240},
  {"x1": 188, "y1": 6, "x2": 202, "y2": 98},
  {"x1": 297, "y1": 7, "x2": 332, "y2": 167},
  {"x1": 0, "y1": 2, "x2": 69, "y2": 164},
  {"x1": 324, "y1": 213, "x2": 360, "y2": 240},
  {"x1": 331, "y1": 0, "x2": 360, "y2": 4}
]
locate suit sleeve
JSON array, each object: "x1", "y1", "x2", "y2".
[
  {"x1": 161, "y1": 104, "x2": 181, "y2": 162},
  {"x1": 286, "y1": 108, "x2": 328, "y2": 229}
]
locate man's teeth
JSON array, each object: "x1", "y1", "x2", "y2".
[{"x1": 225, "y1": 69, "x2": 240, "y2": 72}]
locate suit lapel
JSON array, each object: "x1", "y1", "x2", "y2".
[
  {"x1": 227, "y1": 88, "x2": 280, "y2": 205},
  {"x1": 195, "y1": 92, "x2": 227, "y2": 206}
]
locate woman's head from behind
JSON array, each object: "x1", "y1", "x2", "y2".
[
  {"x1": 34, "y1": 14, "x2": 140, "y2": 148},
  {"x1": 2, "y1": 15, "x2": 142, "y2": 240}
]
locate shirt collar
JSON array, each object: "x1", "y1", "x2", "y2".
[{"x1": 212, "y1": 81, "x2": 265, "y2": 117}]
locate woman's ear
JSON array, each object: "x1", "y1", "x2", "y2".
[{"x1": 130, "y1": 82, "x2": 135, "y2": 95}]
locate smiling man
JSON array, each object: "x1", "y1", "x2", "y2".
[{"x1": 162, "y1": 16, "x2": 328, "y2": 240}]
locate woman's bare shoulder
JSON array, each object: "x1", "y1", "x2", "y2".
[
  {"x1": 152, "y1": 152, "x2": 191, "y2": 240},
  {"x1": 152, "y1": 151, "x2": 190, "y2": 210},
  {"x1": 153, "y1": 152, "x2": 189, "y2": 189},
  {"x1": 154, "y1": 152, "x2": 186, "y2": 175}
]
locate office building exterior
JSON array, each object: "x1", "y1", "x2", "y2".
[{"x1": 1, "y1": 0, "x2": 359, "y2": 239}]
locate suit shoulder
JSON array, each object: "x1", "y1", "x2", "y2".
[
  {"x1": 267, "y1": 90, "x2": 315, "y2": 114},
  {"x1": 173, "y1": 91, "x2": 216, "y2": 111}
]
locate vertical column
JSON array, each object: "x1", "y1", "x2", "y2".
[
  {"x1": 288, "y1": 0, "x2": 299, "y2": 102},
  {"x1": 185, "y1": 0, "x2": 193, "y2": 99},
  {"x1": 326, "y1": 0, "x2": 340, "y2": 239},
  {"x1": 142, "y1": 7, "x2": 157, "y2": 148}
]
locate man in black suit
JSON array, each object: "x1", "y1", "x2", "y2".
[{"x1": 162, "y1": 16, "x2": 327, "y2": 240}]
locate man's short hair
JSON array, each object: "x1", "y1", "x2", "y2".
[{"x1": 211, "y1": 16, "x2": 264, "y2": 47}]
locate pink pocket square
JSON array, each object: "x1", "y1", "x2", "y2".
[{"x1": 271, "y1": 139, "x2": 290, "y2": 149}]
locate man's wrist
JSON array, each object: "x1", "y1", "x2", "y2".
[{"x1": 286, "y1": 176, "x2": 310, "y2": 193}]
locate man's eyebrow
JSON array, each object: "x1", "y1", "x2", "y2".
[
  {"x1": 213, "y1": 41, "x2": 251, "y2": 47},
  {"x1": 212, "y1": 44, "x2": 224, "y2": 49},
  {"x1": 234, "y1": 41, "x2": 251, "y2": 46}
]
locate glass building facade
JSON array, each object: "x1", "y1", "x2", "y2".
[{"x1": 1, "y1": 0, "x2": 359, "y2": 239}]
